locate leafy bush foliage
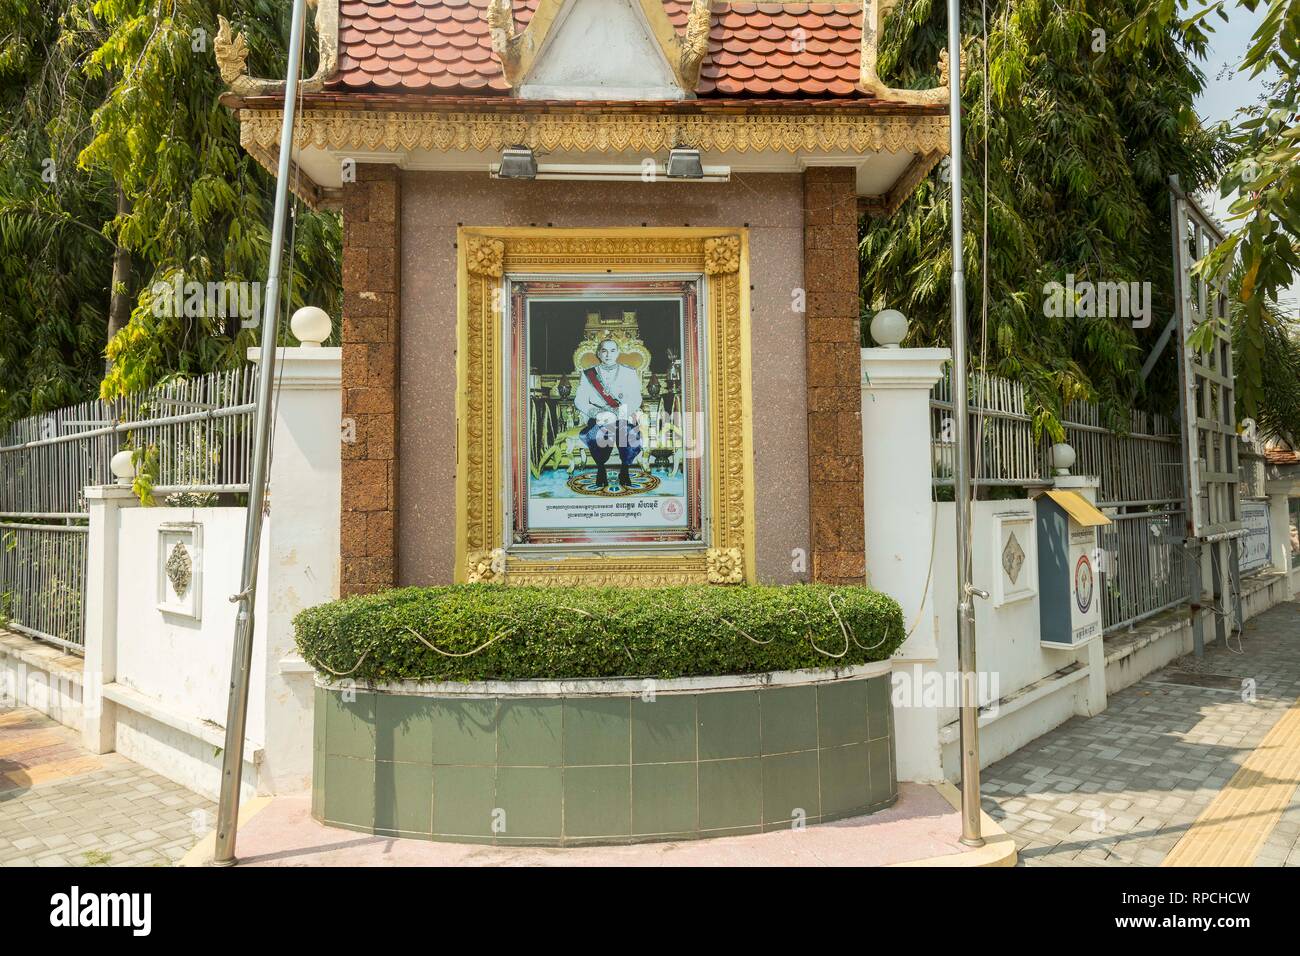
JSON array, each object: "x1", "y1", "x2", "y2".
[{"x1": 295, "y1": 584, "x2": 906, "y2": 683}]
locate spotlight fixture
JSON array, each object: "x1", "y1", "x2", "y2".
[
  {"x1": 665, "y1": 146, "x2": 704, "y2": 180},
  {"x1": 495, "y1": 145, "x2": 537, "y2": 180}
]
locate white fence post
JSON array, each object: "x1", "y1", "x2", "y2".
[
  {"x1": 249, "y1": 344, "x2": 342, "y2": 793},
  {"x1": 861, "y1": 345, "x2": 950, "y2": 783},
  {"x1": 81, "y1": 484, "x2": 139, "y2": 753},
  {"x1": 1266, "y1": 483, "x2": 1295, "y2": 600}
]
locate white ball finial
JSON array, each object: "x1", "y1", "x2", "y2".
[
  {"x1": 870, "y1": 309, "x2": 909, "y2": 348},
  {"x1": 290, "y1": 306, "x2": 332, "y2": 347},
  {"x1": 110, "y1": 449, "x2": 136, "y2": 485},
  {"x1": 1051, "y1": 442, "x2": 1076, "y2": 476}
]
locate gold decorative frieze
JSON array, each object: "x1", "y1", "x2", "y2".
[{"x1": 237, "y1": 108, "x2": 950, "y2": 159}]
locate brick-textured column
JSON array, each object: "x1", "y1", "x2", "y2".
[
  {"x1": 340, "y1": 165, "x2": 400, "y2": 595},
  {"x1": 803, "y1": 167, "x2": 865, "y2": 585}
]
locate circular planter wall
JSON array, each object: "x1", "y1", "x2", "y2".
[{"x1": 312, "y1": 663, "x2": 896, "y2": 846}]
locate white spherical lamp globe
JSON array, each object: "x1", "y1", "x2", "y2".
[
  {"x1": 1050, "y1": 442, "x2": 1076, "y2": 476},
  {"x1": 110, "y1": 449, "x2": 136, "y2": 485},
  {"x1": 290, "y1": 306, "x2": 332, "y2": 347},
  {"x1": 870, "y1": 309, "x2": 909, "y2": 348}
]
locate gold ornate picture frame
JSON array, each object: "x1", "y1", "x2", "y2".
[{"x1": 455, "y1": 227, "x2": 755, "y2": 586}]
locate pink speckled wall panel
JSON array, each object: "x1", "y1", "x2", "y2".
[{"x1": 398, "y1": 171, "x2": 809, "y2": 585}]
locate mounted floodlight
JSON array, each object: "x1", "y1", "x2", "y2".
[
  {"x1": 495, "y1": 145, "x2": 537, "y2": 180},
  {"x1": 489, "y1": 161, "x2": 729, "y2": 183},
  {"x1": 666, "y1": 146, "x2": 704, "y2": 179}
]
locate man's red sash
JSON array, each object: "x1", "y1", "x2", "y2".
[{"x1": 584, "y1": 366, "x2": 622, "y2": 412}]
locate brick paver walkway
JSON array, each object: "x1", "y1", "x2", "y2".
[
  {"x1": 0, "y1": 708, "x2": 215, "y2": 867},
  {"x1": 980, "y1": 602, "x2": 1300, "y2": 866}
]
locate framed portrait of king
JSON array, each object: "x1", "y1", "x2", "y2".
[
  {"x1": 510, "y1": 278, "x2": 704, "y2": 548},
  {"x1": 456, "y1": 227, "x2": 755, "y2": 587}
]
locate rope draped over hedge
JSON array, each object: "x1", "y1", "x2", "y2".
[{"x1": 293, "y1": 584, "x2": 906, "y2": 683}]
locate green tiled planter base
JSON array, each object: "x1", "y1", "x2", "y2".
[{"x1": 312, "y1": 668, "x2": 896, "y2": 847}]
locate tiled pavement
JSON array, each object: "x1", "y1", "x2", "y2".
[
  {"x1": 0, "y1": 708, "x2": 215, "y2": 867},
  {"x1": 980, "y1": 602, "x2": 1300, "y2": 866}
]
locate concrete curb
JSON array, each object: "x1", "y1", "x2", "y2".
[
  {"x1": 889, "y1": 781, "x2": 1018, "y2": 867},
  {"x1": 179, "y1": 797, "x2": 273, "y2": 867}
]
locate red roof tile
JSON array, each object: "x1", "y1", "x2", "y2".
[{"x1": 329, "y1": 0, "x2": 867, "y2": 99}]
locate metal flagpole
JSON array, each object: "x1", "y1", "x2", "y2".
[
  {"x1": 212, "y1": 0, "x2": 310, "y2": 866},
  {"x1": 946, "y1": 0, "x2": 984, "y2": 847}
]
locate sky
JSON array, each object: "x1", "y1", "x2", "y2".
[{"x1": 1192, "y1": 2, "x2": 1298, "y2": 316}]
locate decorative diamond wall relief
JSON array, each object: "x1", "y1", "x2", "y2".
[
  {"x1": 1002, "y1": 531, "x2": 1025, "y2": 585},
  {"x1": 165, "y1": 542, "x2": 192, "y2": 598},
  {"x1": 157, "y1": 522, "x2": 202, "y2": 620},
  {"x1": 992, "y1": 513, "x2": 1037, "y2": 606}
]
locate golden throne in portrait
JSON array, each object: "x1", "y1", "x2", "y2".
[{"x1": 532, "y1": 310, "x2": 682, "y2": 480}]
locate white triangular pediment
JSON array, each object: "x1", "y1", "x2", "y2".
[{"x1": 519, "y1": 0, "x2": 686, "y2": 101}]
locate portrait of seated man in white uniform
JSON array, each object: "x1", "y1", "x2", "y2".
[{"x1": 574, "y1": 338, "x2": 643, "y2": 490}]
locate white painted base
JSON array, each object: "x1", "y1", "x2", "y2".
[
  {"x1": 115, "y1": 706, "x2": 260, "y2": 804},
  {"x1": 0, "y1": 631, "x2": 83, "y2": 728}
]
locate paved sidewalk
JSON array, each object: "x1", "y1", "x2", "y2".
[
  {"x1": 980, "y1": 602, "x2": 1300, "y2": 867},
  {"x1": 0, "y1": 708, "x2": 215, "y2": 867}
]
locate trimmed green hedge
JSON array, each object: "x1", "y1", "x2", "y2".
[{"x1": 293, "y1": 584, "x2": 904, "y2": 682}]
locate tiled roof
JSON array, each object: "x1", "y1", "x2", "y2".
[
  {"x1": 333, "y1": 0, "x2": 865, "y2": 98},
  {"x1": 1265, "y1": 446, "x2": 1299, "y2": 466}
]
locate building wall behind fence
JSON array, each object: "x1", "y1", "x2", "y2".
[{"x1": 396, "y1": 171, "x2": 811, "y2": 585}]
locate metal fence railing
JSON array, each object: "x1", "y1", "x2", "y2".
[
  {"x1": 930, "y1": 372, "x2": 1044, "y2": 487},
  {"x1": 0, "y1": 367, "x2": 258, "y2": 517},
  {"x1": 1238, "y1": 442, "x2": 1266, "y2": 500},
  {"x1": 0, "y1": 523, "x2": 88, "y2": 653},
  {"x1": 1098, "y1": 507, "x2": 1191, "y2": 633},
  {"x1": 0, "y1": 366, "x2": 258, "y2": 652},
  {"x1": 930, "y1": 370, "x2": 1199, "y2": 633}
]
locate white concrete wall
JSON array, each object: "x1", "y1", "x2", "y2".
[
  {"x1": 929, "y1": 499, "x2": 1096, "y2": 779},
  {"x1": 75, "y1": 346, "x2": 341, "y2": 802},
  {"x1": 115, "y1": 507, "x2": 267, "y2": 739},
  {"x1": 107, "y1": 507, "x2": 269, "y2": 800}
]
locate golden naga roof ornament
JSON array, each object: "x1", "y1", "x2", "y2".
[
  {"x1": 859, "y1": 0, "x2": 965, "y2": 104},
  {"x1": 486, "y1": 0, "x2": 525, "y2": 87},
  {"x1": 485, "y1": 0, "x2": 713, "y2": 93},
  {"x1": 679, "y1": 0, "x2": 713, "y2": 91},
  {"x1": 214, "y1": 0, "x2": 339, "y2": 96}
]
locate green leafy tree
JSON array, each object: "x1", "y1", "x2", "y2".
[
  {"x1": 0, "y1": 1, "x2": 341, "y2": 426},
  {"x1": 76, "y1": 0, "x2": 340, "y2": 398},
  {"x1": 1130, "y1": 0, "x2": 1300, "y2": 433},
  {"x1": 862, "y1": 0, "x2": 1227, "y2": 435},
  {"x1": 0, "y1": 0, "x2": 115, "y2": 422}
]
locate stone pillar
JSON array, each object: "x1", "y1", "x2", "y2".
[
  {"x1": 803, "y1": 167, "x2": 865, "y2": 585},
  {"x1": 81, "y1": 484, "x2": 139, "y2": 754},
  {"x1": 340, "y1": 164, "x2": 401, "y2": 595},
  {"x1": 1056, "y1": 473, "x2": 1108, "y2": 718},
  {"x1": 861, "y1": 346, "x2": 949, "y2": 782}
]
